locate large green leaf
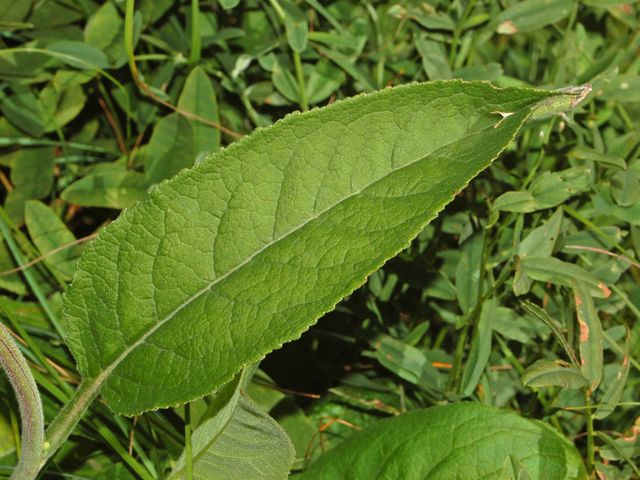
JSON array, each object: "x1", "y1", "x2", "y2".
[
  {"x1": 301, "y1": 403, "x2": 587, "y2": 479},
  {"x1": 63, "y1": 81, "x2": 579, "y2": 415}
]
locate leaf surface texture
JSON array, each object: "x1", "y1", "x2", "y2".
[{"x1": 63, "y1": 81, "x2": 554, "y2": 414}]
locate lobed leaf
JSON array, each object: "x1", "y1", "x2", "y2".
[{"x1": 63, "y1": 81, "x2": 567, "y2": 415}]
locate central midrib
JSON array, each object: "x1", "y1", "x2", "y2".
[{"x1": 89, "y1": 103, "x2": 533, "y2": 402}]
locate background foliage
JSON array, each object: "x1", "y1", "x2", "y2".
[{"x1": 0, "y1": 0, "x2": 639, "y2": 478}]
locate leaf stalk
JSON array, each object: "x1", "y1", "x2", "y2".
[{"x1": 0, "y1": 323, "x2": 44, "y2": 480}]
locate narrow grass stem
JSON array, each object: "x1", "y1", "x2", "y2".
[
  {"x1": 189, "y1": 0, "x2": 202, "y2": 64},
  {"x1": 293, "y1": 51, "x2": 308, "y2": 111},
  {"x1": 449, "y1": 0, "x2": 476, "y2": 68},
  {"x1": 185, "y1": 403, "x2": 193, "y2": 480},
  {"x1": 584, "y1": 391, "x2": 595, "y2": 474}
]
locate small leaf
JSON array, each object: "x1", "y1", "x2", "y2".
[
  {"x1": 455, "y1": 233, "x2": 484, "y2": 314},
  {"x1": 595, "y1": 328, "x2": 631, "y2": 419},
  {"x1": 494, "y1": 191, "x2": 537, "y2": 213},
  {"x1": 25, "y1": 201, "x2": 81, "y2": 280},
  {"x1": 5, "y1": 147, "x2": 54, "y2": 223},
  {"x1": 272, "y1": 61, "x2": 299, "y2": 103},
  {"x1": 495, "y1": 0, "x2": 575, "y2": 34},
  {"x1": 461, "y1": 298, "x2": 496, "y2": 396},
  {"x1": 601, "y1": 74, "x2": 640, "y2": 103},
  {"x1": 610, "y1": 170, "x2": 640, "y2": 207},
  {"x1": 415, "y1": 37, "x2": 452, "y2": 80},
  {"x1": 0, "y1": 87, "x2": 46, "y2": 137},
  {"x1": 529, "y1": 167, "x2": 592, "y2": 209},
  {"x1": 279, "y1": 0, "x2": 308, "y2": 53},
  {"x1": 522, "y1": 256, "x2": 611, "y2": 298},
  {"x1": 47, "y1": 41, "x2": 109, "y2": 70},
  {"x1": 143, "y1": 113, "x2": 196, "y2": 183},
  {"x1": 84, "y1": 1, "x2": 127, "y2": 68},
  {"x1": 514, "y1": 209, "x2": 563, "y2": 295},
  {"x1": 177, "y1": 67, "x2": 221, "y2": 158},
  {"x1": 61, "y1": 166, "x2": 148, "y2": 209},
  {"x1": 521, "y1": 359, "x2": 588, "y2": 389},
  {"x1": 305, "y1": 61, "x2": 345, "y2": 105},
  {"x1": 39, "y1": 84, "x2": 87, "y2": 133},
  {"x1": 371, "y1": 334, "x2": 443, "y2": 390},
  {"x1": 519, "y1": 208, "x2": 563, "y2": 258},
  {"x1": 567, "y1": 146, "x2": 626, "y2": 169},
  {"x1": 0, "y1": 0, "x2": 31, "y2": 22},
  {"x1": 573, "y1": 279, "x2": 604, "y2": 391},
  {"x1": 521, "y1": 301, "x2": 579, "y2": 366},
  {"x1": 300, "y1": 403, "x2": 587, "y2": 479}
]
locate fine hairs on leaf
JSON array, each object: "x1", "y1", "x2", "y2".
[{"x1": 23, "y1": 80, "x2": 589, "y2": 478}]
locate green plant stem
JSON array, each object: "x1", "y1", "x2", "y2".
[
  {"x1": 0, "y1": 208, "x2": 63, "y2": 337},
  {"x1": 41, "y1": 381, "x2": 100, "y2": 470},
  {"x1": 0, "y1": 303, "x2": 73, "y2": 396},
  {"x1": 189, "y1": 0, "x2": 201, "y2": 64},
  {"x1": 268, "y1": 0, "x2": 308, "y2": 111},
  {"x1": 268, "y1": 0, "x2": 286, "y2": 21},
  {"x1": 451, "y1": 232, "x2": 489, "y2": 393},
  {"x1": 292, "y1": 51, "x2": 308, "y2": 111},
  {"x1": 450, "y1": 324, "x2": 469, "y2": 391},
  {"x1": 363, "y1": 1, "x2": 385, "y2": 89},
  {"x1": 0, "y1": 323, "x2": 44, "y2": 480},
  {"x1": 584, "y1": 391, "x2": 595, "y2": 475},
  {"x1": 521, "y1": 120, "x2": 554, "y2": 189},
  {"x1": 0, "y1": 136, "x2": 118, "y2": 154},
  {"x1": 185, "y1": 403, "x2": 193, "y2": 480},
  {"x1": 449, "y1": 0, "x2": 476, "y2": 68},
  {"x1": 40, "y1": 379, "x2": 154, "y2": 480},
  {"x1": 124, "y1": 0, "x2": 139, "y2": 82}
]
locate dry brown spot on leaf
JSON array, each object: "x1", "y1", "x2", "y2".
[
  {"x1": 578, "y1": 320, "x2": 589, "y2": 343},
  {"x1": 497, "y1": 20, "x2": 518, "y2": 35}
]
